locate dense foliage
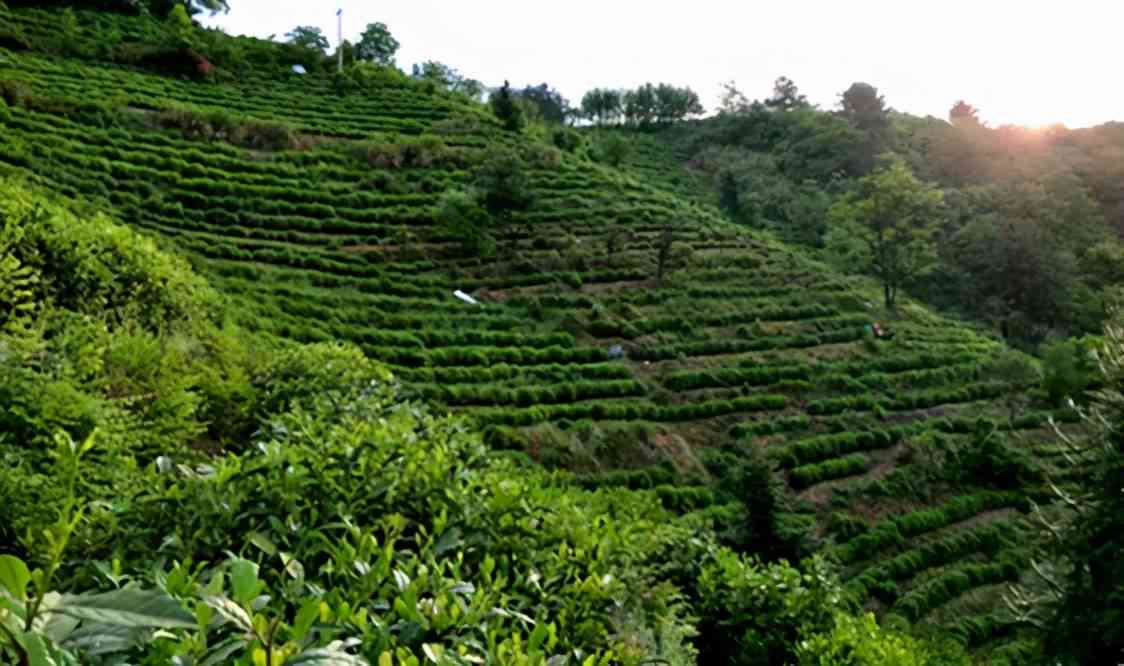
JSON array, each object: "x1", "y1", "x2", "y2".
[
  {"x1": 624, "y1": 78, "x2": 1124, "y2": 346},
  {"x1": 0, "y1": 5, "x2": 1113, "y2": 662},
  {"x1": 0, "y1": 178, "x2": 972, "y2": 664}
]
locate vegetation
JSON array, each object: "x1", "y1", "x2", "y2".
[
  {"x1": 0, "y1": 4, "x2": 1118, "y2": 663},
  {"x1": 356, "y1": 21, "x2": 399, "y2": 65},
  {"x1": 616, "y1": 77, "x2": 1124, "y2": 347},
  {"x1": 828, "y1": 157, "x2": 945, "y2": 309}
]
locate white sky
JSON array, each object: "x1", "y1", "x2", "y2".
[{"x1": 202, "y1": 1, "x2": 1122, "y2": 128}]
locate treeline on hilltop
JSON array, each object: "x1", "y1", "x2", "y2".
[
  {"x1": 5, "y1": 0, "x2": 228, "y2": 17},
  {"x1": 614, "y1": 77, "x2": 1124, "y2": 348}
]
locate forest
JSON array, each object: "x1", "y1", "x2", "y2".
[{"x1": 1, "y1": 1, "x2": 1122, "y2": 665}]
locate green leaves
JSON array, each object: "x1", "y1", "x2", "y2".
[
  {"x1": 55, "y1": 588, "x2": 195, "y2": 629},
  {"x1": 0, "y1": 555, "x2": 31, "y2": 601},
  {"x1": 229, "y1": 558, "x2": 263, "y2": 606}
]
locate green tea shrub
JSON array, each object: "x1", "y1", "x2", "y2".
[
  {"x1": 891, "y1": 554, "x2": 1027, "y2": 622},
  {"x1": 836, "y1": 492, "x2": 1025, "y2": 565},
  {"x1": 94, "y1": 369, "x2": 707, "y2": 663},
  {"x1": 697, "y1": 552, "x2": 841, "y2": 666},
  {"x1": 797, "y1": 612, "x2": 970, "y2": 666},
  {"x1": 1, "y1": 178, "x2": 222, "y2": 329},
  {"x1": 790, "y1": 453, "x2": 869, "y2": 489},
  {"x1": 552, "y1": 126, "x2": 585, "y2": 153}
]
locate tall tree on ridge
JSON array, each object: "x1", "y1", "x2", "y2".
[
  {"x1": 356, "y1": 22, "x2": 399, "y2": 65},
  {"x1": 839, "y1": 82, "x2": 891, "y2": 174},
  {"x1": 765, "y1": 76, "x2": 809, "y2": 112}
]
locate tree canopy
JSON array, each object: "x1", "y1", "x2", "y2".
[
  {"x1": 839, "y1": 82, "x2": 892, "y2": 173},
  {"x1": 579, "y1": 83, "x2": 703, "y2": 127},
  {"x1": 489, "y1": 80, "x2": 524, "y2": 133},
  {"x1": 765, "y1": 76, "x2": 810, "y2": 112},
  {"x1": 410, "y1": 61, "x2": 484, "y2": 100},
  {"x1": 284, "y1": 25, "x2": 328, "y2": 54},
  {"x1": 356, "y1": 21, "x2": 398, "y2": 65},
  {"x1": 517, "y1": 83, "x2": 570, "y2": 124},
  {"x1": 581, "y1": 88, "x2": 623, "y2": 125},
  {"x1": 828, "y1": 157, "x2": 944, "y2": 309}
]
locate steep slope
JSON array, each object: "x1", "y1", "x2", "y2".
[{"x1": 0, "y1": 7, "x2": 1075, "y2": 660}]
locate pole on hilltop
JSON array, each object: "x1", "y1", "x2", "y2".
[{"x1": 337, "y1": 8, "x2": 343, "y2": 73}]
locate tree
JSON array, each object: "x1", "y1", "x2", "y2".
[
  {"x1": 163, "y1": 3, "x2": 196, "y2": 46},
  {"x1": 622, "y1": 83, "x2": 703, "y2": 127},
  {"x1": 828, "y1": 158, "x2": 944, "y2": 310},
  {"x1": 438, "y1": 190, "x2": 494, "y2": 257},
  {"x1": 490, "y1": 80, "x2": 524, "y2": 133},
  {"x1": 143, "y1": 0, "x2": 228, "y2": 16},
  {"x1": 474, "y1": 148, "x2": 533, "y2": 219},
  {"x1": 839, "y1": 82, "x2": 891, "y2": 173},
  {"x1": 947, "y1": 214, "x2": 1077, "y2": 341},
  {"x1": 949, "y1": 100, "x2": 982, "y2": 127},
  {"x1": 1030, "y1": 321, "x2": 1124, "y2": 664},
  {"x1": 839, "y1": 82, "x2": 890, "y2": 133},
  {"x1": 517, "y1": 83, "x2": 569, "y2": 124},
  {"x1": 654, "y1": 224, "x2": 693, "y2": 284},
  {"x1": 411, "y1": 61, "x2": 483, "y2": 100},
  {"x1": 605, "y1": 229, "x2": 631, "y2": 267},
  {"x1": 765, "y1": 76, "x2": 809, "y2": 112},
  {"x1": 284, "y1": 25, "x2": 329, "y2": 54},
  {"x1": 356, "y1": 22, "x2": 399, "y2": 65},
  {"x1": 185, "y1": 0, "x2": 226, "y2": 13},
  {"x1": 654, "y1": 83, "x2": 704, "y2": 124},
  {"x1": 715, "y1": 441, "x2": 796, "y2": 561},
  {"x1": 623, "y1": 83, "x2": 657, "y2": 127},
  {"x1": 719, "y1": 80, "x2": 751, "y2": 115},
  {"x1": 580, "y1": 88, "x2": 622, "y2": 125}
]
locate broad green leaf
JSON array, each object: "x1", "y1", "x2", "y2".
[
  {"x1": 201, "y1": 594, "x2": 253, "y2": 633},
  {"x1": 199, "y1": 636, "x2": 247, "y2": 666},
  {"x1": 56, "y1": 588, "x2": 194, "y2": 629},
  {"x1": 528, "y1": 621, "x2": 549, "y2": 653},
  {"x1": 286, "y1": 646, "x2": 370, "y2": 665},
  {"x1": 229, "y1": 559, "x2": 260, "y2": 605},
  {"x1": 281, "y1": 553, "x2": 305, "y2": 581},
  {"x1": 292, "y1": 598, "x2": 320, "y2": 641},
  {"x1": 433, "y1": 528, "x2": 462, "y2": 556},
  {"x1": 0, "y1": 554, "x2": 30, "y2": 600},
  {"x1": 24, "y1": 633, "x2": 61, "y2": 666},
  {"x1": 248, "y1": 532, "x2": 278, "y2": 557},
  {"x1": 61, "y1": 622, "x2": 144, "y2": 656},
  {"x1": 38, "y1": 604, "x2": 80, "y2": 645}
]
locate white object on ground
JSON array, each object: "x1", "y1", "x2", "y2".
[{"x1": 454, "y1": 290, "x2": 479, "y2": 305}]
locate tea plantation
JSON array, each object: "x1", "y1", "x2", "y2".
[{"x1": 0, "y1": 6, "x2": 1099, "y2": 665}]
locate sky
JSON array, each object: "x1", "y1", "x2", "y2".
[{"x1": 202, "y1": 0, "x2": 1123, "y2": 129}]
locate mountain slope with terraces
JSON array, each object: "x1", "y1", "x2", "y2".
[{"x1": 0, "y1": 6, "x2": 1080, "y2": 661}]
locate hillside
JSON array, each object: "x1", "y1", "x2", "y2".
[{"x1": 0, "y1": 6, "x2": 1092, "y2": 664}]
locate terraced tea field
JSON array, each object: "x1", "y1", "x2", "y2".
[{"x1": 0, "y1": 7, "x2": 1074, "y2": 659}]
